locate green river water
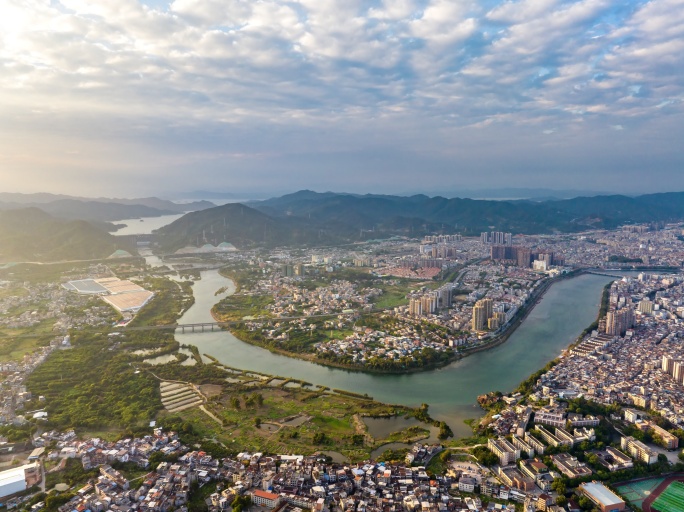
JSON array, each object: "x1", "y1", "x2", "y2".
[{"x1": 174, "y1": 269, "x2": 615, "y2": 438}]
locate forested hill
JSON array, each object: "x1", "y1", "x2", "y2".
[
  {"x1": 0, "y1": 208, "x2": 134, "y2": 262},
  {"x1": 154, "y1": 190, "x2": 684, "y2": 250},
  {"x1": 254, "y1": 190, "x2": 684, "y2": 233},
  {"x1": 154, "y1": 202, "x2": 340, "y2": 252}
]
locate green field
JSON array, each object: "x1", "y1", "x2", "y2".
[{"x1": 653, "y1": 481, "x2": 684, "y2": 512}]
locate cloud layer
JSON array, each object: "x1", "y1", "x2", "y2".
[{"x1": 1, "y1": 0, "x2": 683, "y2": 196}]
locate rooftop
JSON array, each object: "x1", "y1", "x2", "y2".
[{"x1": 581, "y1": 482, "x2": 624, "y2": 506}]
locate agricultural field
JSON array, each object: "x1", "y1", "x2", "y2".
[{"x1": 153, "y1": 361, "x2": 429, "y2": 461}]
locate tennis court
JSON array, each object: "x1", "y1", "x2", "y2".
[{"x1": 615, "y1": 477, "x2": 667, "y2": 509}]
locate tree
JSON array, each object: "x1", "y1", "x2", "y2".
[
  {"x1": 472, "y1": 446, "x2": 498, "y2": 467},
  {"x1": 254, "y1": 417, "x2": 261, "y2": 428},
  {"x1": 578, "y1": 495, "x2": 593, "y2": 510},
  {"x1": 438, "y1": 422, "x2": 453, "y2": 440},
  {"x1": 551, "y1": 479, "x2": 566, "y2": 495},
  {"x1": 232, "y1": 494, "x2": 252, "y2": 512},
  {"x1": 231, "y1": 397, "x2": 241, "y2": 410},
  {"x1": 555, "y1": 495, "x2": 568, "y2": 507}
]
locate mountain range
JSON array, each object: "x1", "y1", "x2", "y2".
[
  {"x1": 3, "y1": 189, "x2": 684, "y2": 260},
  {"x1": 154, "y1": 190, "x2": 684, "y2": 251},
  {"x1": 0, "y1": 193, "x2": 214, "y2": 223}
]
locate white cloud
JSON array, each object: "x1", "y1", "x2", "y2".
[{"x1": 0, "y1": 0, "x2": 682, "y2": 195}]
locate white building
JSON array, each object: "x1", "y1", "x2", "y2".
[{"x1": 0, "y1": 463, "x2": 40, "y2": 500}]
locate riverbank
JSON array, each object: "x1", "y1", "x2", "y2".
[
  {"x1": 212, "y1": 271, "x2": 579, "y2": 375},
  {"x1": 175, "y1": 269, "x2": 616, "y2": 436}
]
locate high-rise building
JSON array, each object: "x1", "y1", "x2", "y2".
[
  {"x1": 421, "y1": 294, "x2": 437, "y2": 315},
  {"x1": 517, "y1": 248, "x2": 532, "y2": 268},
  {"x1": 480, "y1": 298, "x2": 493, "y2": 319},
  {"x1": 472, "y1": 304, "x2": 487, "y2": 331},
  {"x1": 472, "y1": 298, "x2": 494, "y2": 331},
  {"x1": 481, "y1": 232, "x2": 512, "y2": 245},
  {"x1": 605, "y1": 307, "x2": 635, "y2": 336},
  {"x1": 673, "y1": 361, "x2": 684, "y2": 385},
  {"x1": 409, "y1": 298, "x2": 422, "y2": 316},
  {"x1": 638, "y1": 299, "x2": 654, "y2": 314}
]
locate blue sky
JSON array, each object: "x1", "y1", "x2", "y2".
[{"x1": 0, "y1": 0, "x2": 682, "y2": 197}]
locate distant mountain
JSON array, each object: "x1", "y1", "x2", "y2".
[
  {"x1": 96, "y1": 197, "x2": 215, "y2": 213},
  {"x1": 154, "y1": 202, "x2": 338, "y2": 252},
  {"x1": 255, "y1": 190, "x2": 684, "y2": 232},
  {"x1": 0, "y1": 208, "x2": 135, "y2": 263},
  {"x1": 175, "y1": 191, "x2": 269, "y2": 200},
  {"x1": 0, "y1": 199, "x2": 176, "y2": 222},
  {"x1": 253, "y1": 190, "x2": 577, "y2": 234},
  {"x1": 546, "y1": 192, "x2": 684, "y2": 223},
  {"x1": 151, "y1": 190, "x2": 684, "y2": 251},
  {"x1": 424, "y1": 187, "x2": 607, "y2": 200},
  {"x1": 0, "y1": 193, "x2": 214, "y2": 218}
]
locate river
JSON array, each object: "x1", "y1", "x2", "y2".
[
  {"x1": 113, "y1": 213, "x2": 186, "y2": 236},
  {"x1": 172, "y1": 268, "x2": 616, "y2": 438}
]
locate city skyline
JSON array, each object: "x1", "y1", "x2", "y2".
[{"x1": 0, "y1": 0, "x2": 683, "y2": 197}]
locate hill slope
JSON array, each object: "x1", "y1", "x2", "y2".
[
  {"x1": 155, "y1": 203, "x2": 325, "y2": 252},
  {"x1": 0, "y1": 208, "x2": 134, "y2": 262}
]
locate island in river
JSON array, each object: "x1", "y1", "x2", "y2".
[{"x1": 211, "y1": 262, "x2": 575, "y2": 374}]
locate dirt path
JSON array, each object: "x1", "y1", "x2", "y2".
[{"x1": 199, "y1": 405, "x2": 223, "y2": 426}]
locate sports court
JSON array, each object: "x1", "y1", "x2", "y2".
[
  {"x1": 651, "y1": 481, "x2": 684, "y2": 512},
  {"x1": 615, "y1": 477, "x2": 666, "y2": 509}
]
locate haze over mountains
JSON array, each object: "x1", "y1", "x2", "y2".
[
  {"x1": 0, "y1": 208, "x2": 133, "y2": 263},
  {"x1": 0, "y1": 193, "x2": 214, "y2": 222},
  {"x1": 156, "y1": 190, "x2": 684, "y2": 251},
  {"x1": 2, "y1": 189, "x2": 684, "y2": 262}
]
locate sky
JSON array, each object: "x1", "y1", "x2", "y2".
[{"x1": 0, "y1": 0, "x2": 683, "y2": 198}]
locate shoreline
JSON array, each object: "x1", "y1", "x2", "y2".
[{"x1": 211, "y1": 270, "x2": 582, "y2": 376}]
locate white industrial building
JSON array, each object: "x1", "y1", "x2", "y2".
[{"x1": 0, "y1": 463, "x2": 40, "y2": 499}]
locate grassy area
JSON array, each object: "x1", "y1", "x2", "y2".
[
  {"x1": 372, "y1": 288, "x2": 409, "y2": 308},
  {"x1": 212, "y1": 294, "x2": 273, "y2": 322},
  {"x1": 383, "y1": 426, "x2": 431, "y2": 444},
  {"x1": 653, "y1": 481, "x2": 684, "y2": 512},
  {"x1": 375, "y1": 447, "x2": 410, "y2": 463},
  {"x1": 0, "y1": 321, "x2": 56, "y2": 362},
  {"x1": 0, "y1": 261, "x2": 99, "y2": 284},
  {"x1": 111, "y1": 461, "x2": 152, "y2": 482},
  {"x1": 426, "y1": 451, "x2": 449, "y2": 476},
  {"x1": 45, "y1": 458, "x2": 99, "y2": 490},
  {"x1": 128, "y1": 278, "x2": 194, "y2": 327},
  {"x1": 0, "y1": 285, "x2": 28, "y2": 300},
  {"x1": 153, "y1": 363, "x2": 424, "y2": 461}
]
